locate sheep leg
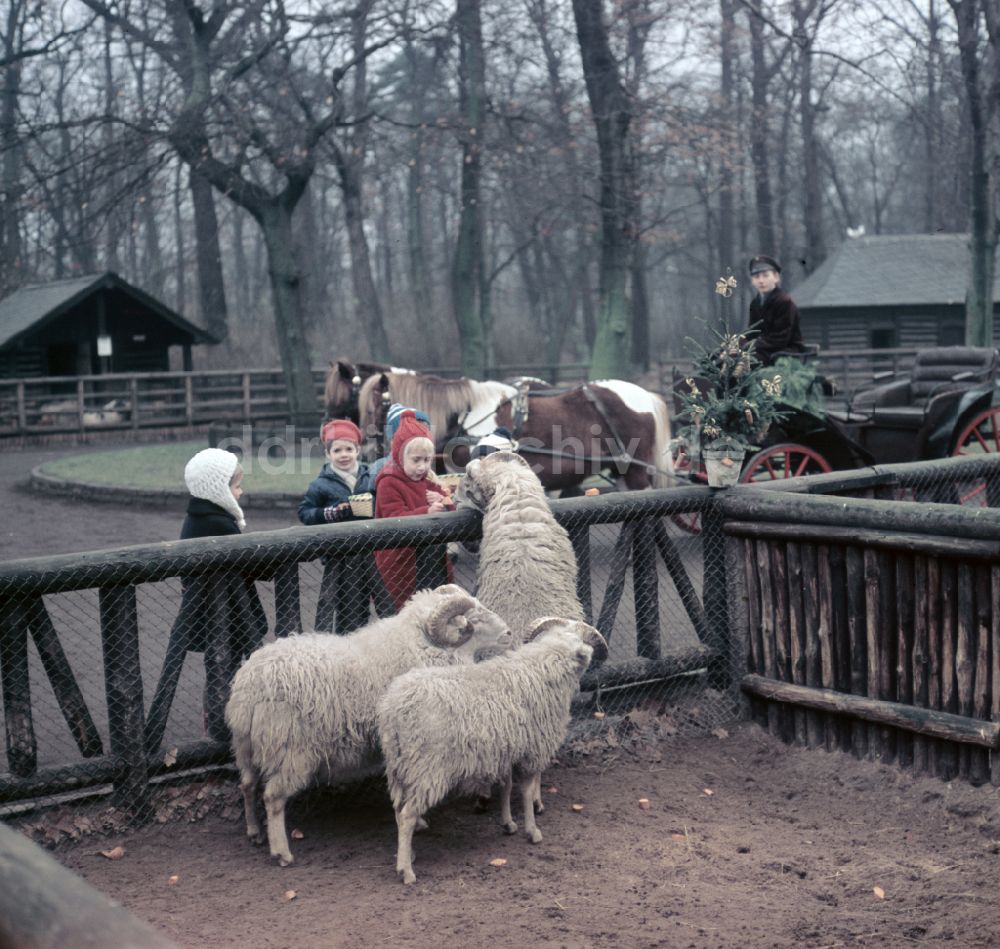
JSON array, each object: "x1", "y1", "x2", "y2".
[
  {"x1": 395, "y1": 801, "x2": 421, "y2": 885},
  {"x1": 499, "y1": 772, "x2": 517, "y2": 834},
  {"x1": 521, "y1": 773, "x2": 543, "y2": 843},
  {"x1": 532, "y1": 773, "x2": 544, "y2": 814},
  {"x1": 241, "y1": 777, "x2": 263, "y2": 845},
  {"x1": 263, "y1": 782, "x2": 295, "y2": 867}
]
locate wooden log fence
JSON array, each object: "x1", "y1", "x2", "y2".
[
  {"x1": 0, "y1": 487, "x2": 718, "y2": 811},
  {"x1": 722, "y1": 454, "x2": 1000, "y2": 786}
]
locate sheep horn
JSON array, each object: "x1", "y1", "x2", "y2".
[
  {"x1": 425, "y1": 592, "x2": 476, "y2": 647},
  {"x1": 522, "y1": 617, "x2": 570, "y2": 642},
  {"x1": 572, "y1": 622, "x2": 609, "y2": 664},
  {"x1": 432, "y1": 584, "x2": 466, "y2": 597}
]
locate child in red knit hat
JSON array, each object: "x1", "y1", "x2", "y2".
[
  {"x1": 299, "y1": 417, "x2": 383, "y2": 633},
  {"x1": 374, "y1": 410, "x2": 455, "y2": 609}
]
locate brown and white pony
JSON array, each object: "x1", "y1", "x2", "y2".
[{"x1": 324, "y1": 360, "x2": 673, "y2": 492}]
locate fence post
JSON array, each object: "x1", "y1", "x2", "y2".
[
  {"x1": 75, "y1": 379, "x2": 85, "y2": 431},
  {"x1": 16, "y1": 381, "x2": 26, "y2": 432},
  {"x1": 0, "y1": 598, "x2": 37, "y2": 777},
  {"x1": 129, "y1": 377, "x2": 139, "y2": 430},
  {"x1": 568, "y1": 524, "x2": 593, "y2": 624},
  {"x1": 701, "y1": 495, "x2": 731, "y2": 688},
  {"x1": 632, "y1": 518, "x2": 660, "y2": 659},
  {"x1": 99, "y1": 584, "x2": 148, "y2": 816},
  {"x1": 184, "y1": 375, "x2": 194, "y2": 425}
]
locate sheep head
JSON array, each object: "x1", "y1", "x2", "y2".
[
  {"x1": 423, "y1": 590, "x2": 511, "y2": 653},
  {"x1": 458, "y1": 451, "x2": 534, "y2": 510},
  {"x1": 523, "y1": 617, "x2": 609, "y2": 667}
]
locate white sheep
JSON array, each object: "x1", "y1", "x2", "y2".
[
  {"x1": 224, "y1": 584, "x2": 512, "y2": 866},
  {"x1": 377, "y1": 616, "x2": 608, "y2": 884},
  {"x1": 458, "y1": 451, "x2": 588, "y2": 809}
]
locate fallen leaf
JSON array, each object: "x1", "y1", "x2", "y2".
[
  {"x1": 873, "y1": 886, "x2": 886, "y2": 900},
  {"x1": 163, "y1": 748, "x2": 178, "y2": 767},
  {"x1": 547, "y1": 786, "x2": 558, "y2": 794},
  {"x1": 571, "y1": 803, "x2": 585, "y2": 812},
  {"x1": 671, "y1": 833, "x2": 687, "y2": 842},
  {"x1": 584, "y1": 487, "x2": 600, "y2": 496},
  {"x1": 489, "y1": 858, "x2": 507, "y2": 867},
  {"x1": 711, "y1": 728, "x2": 729, "y2": 740},
  {"x1": 100, "y1": 846, "x2": 125, "y2": 860},
  {"x1": 638, "y1": 798, "x2": 651, "y2": 810},
  {"x1": 291, "y1": 829, "x2": 304, "y2": 839},
  {"x1": 283, "y1": 890, "x2": 297, "y2": 902},
  {"x1": 167, "y1": 875, "x2": 179, "y2": 885},
  {"x1": 593, "y1": 711, "x2": 606, "y2": 720},
  {"x1": 703, "y1": 788, "x2": 714, "y2": 796}
]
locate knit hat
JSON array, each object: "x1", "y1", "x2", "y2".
[
  {"x1": 390, "y1": 410, "x2": 433, "y2": 467},
  {"x1": 184, "y1": 448, "x2": 246, "y2": 530},
  {"x1": 471, "y1": 426, "x2": 519, "y2": 458},
  {"x1": 321, "y1": 418, "x2": 363, "y2": 446},
  {"x1": 385, "y1": 402, "x2": 431, "y2": 444}
]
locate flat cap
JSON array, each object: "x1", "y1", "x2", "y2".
[{"x1": 748, "y1": 254, "x2": 781, "y2": 275}]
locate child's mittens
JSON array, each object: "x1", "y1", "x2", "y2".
[{"x1": 323, "y1": 502, "x2": 352, "y2": 522}]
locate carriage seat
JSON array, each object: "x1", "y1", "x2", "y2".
[{"x1": 852, "y1": 346, "x2": 999, "y2": 429}]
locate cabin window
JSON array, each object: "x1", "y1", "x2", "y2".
[{"x1": 869, "y1": 327, "x2": 897, "y2": 349}]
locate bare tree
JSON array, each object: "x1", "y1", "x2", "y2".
[{"x1": 572, "y1": 0, "x2": 638, "y2": 379}]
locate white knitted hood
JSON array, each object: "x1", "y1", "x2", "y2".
[{"x1": 184, "y1": 448, "x2": 246, "y2": 530}]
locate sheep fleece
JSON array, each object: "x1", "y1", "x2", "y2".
[{"x1": 377, "y1": 636, "x2": 582, "y2": 816}]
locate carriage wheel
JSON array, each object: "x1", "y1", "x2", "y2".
[
  {"x1": 740, "y1": 443, "x2": 833, "y2": 483},
  {"x1": 950, "y1": 405, "x2": 1000, "y2": 506}
]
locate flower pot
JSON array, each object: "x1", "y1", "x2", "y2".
[{"x1": 702, "y1": 448, "x2": 745, "y2": 487}]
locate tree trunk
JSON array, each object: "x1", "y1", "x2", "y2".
[
  {"x1": 258, "y1": 203, "x2": 321, "y2": 425},
  {"x1": 0, "y1": 0, "x2": 24, "y2": 293},
  {"x1": 572, "y1": 0, "x2": 636, "y2": 380},
  {"x1": 748, "y1": 6, "x2": 777, "y2": 254},
  {"x1": 951, "y1": 0, "x2": 996, "y2": 347},
  {"x1": 451, "y1": 0, "x2": 487, "y2": 378},
  {"x1": 718, "y1": 0, "x2": 737, "y2": 290},
  {"x1": 190, "y1": 168, "x2": 229, "y2": 341},
  {"x1": 795, "y1": 1, "x2": 825, "y2": 274}
]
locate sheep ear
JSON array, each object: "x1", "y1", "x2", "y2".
[
  {"x1": 572, "y1": 622, "x2": 608, "y2": 664},
  {"x1": 425, "y1": 593, "x2": 475, "y2": 647},
  {"x1": 523, "y1": 616, "x2": 568, "y2": 642}
]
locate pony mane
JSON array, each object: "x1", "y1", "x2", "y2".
[{"x1": 358, "y1": 371, "x2": 517, "y2": 446}]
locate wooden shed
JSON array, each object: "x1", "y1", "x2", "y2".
[
  {"x1": 0, "y1": 272, "x2": 217, "y2": 379},
  {"x1": 793, "y1": 233, "x2": 1000, "y2": 350}
]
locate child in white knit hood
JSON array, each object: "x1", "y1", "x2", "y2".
[
  {"x1": 182, "y1": 447, "x2": 248, "y2": 536},
  {"x1": 146, "y1": 447, "x2": 267, "y2": 748}
]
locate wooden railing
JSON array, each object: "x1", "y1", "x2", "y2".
[
  {"x1": 722, "y1": 454, "x2": 1000, "y2": 786},
  {"x1": 0, "y1": 362, "x2": 593, "y2": 437}
]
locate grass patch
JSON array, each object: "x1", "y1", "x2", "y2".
[{"x1": 38, "y1": 441, "x2": 320, "y2": 495}]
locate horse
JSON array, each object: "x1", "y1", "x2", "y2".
[
  {"x1": 327, "y1": 362, "x2": 673, "y2": 492},
  {"x1": 323, "y1": 358, "x2": 392, "y2": 423}
]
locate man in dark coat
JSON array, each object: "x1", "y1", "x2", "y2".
[{"x1": 747, "y1": 254, "x2": 805, "y2": 366}]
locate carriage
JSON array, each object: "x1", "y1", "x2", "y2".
[{"x1": 677, "y1": 344, "x2": 1000, "y2": 487}]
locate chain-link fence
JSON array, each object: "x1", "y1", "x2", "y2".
[{"x1": 0, "y1": 484, "x2": 735, "y2": 822}]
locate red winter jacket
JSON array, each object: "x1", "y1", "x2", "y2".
[{"x1": 374, "y1": 464, "x2": 454, "y2": 609}]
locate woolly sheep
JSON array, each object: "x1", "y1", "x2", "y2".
[
  {"x1": 224, "y1": 584, "x2": 512, "y2": 867},
  {"x1": 458, "y1": 451, "x2": 585, "y2": 634},
  {"x1": 458, "y1": 451, "x2": 589, "y2": 807},
  {"x1": 377, "y1": 616, "x2": 608, "y2": 884}
]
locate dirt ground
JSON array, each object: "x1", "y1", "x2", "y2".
[{"x1": 3, "y1": 443, "x2": 1000, "y2": 948}]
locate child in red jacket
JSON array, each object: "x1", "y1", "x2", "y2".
[{"x1": 374, "y1": 410, "x2": 455, "y2": 609}]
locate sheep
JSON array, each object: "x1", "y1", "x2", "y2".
[
  {"x1": 458, "y1": 451, "x2": 585, "y2": 635},
  {"x1": 457, "y1": 451, "x2": 589, "y2": 810},
  {"x1": 377, "y1": 616, "x2": 608, "y2": 884},
  {"x1": 224, "y1": 584, "x2": 512, "y2": 867}
]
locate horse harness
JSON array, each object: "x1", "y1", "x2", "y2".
[{"x1": 505, "y1": 382, "x2": 639, "y2": 468}]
